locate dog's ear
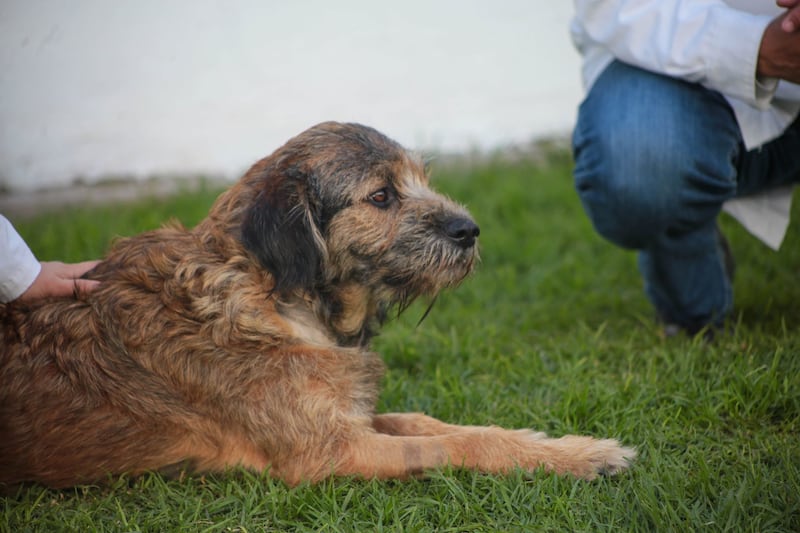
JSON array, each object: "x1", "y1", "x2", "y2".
[{"x1": 241, "y1": 166, "x2": 325, "y2": 295}]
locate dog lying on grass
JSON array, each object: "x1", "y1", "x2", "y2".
[{"x1": 0, "y1": 122, "x2": 634, "y2": 490}]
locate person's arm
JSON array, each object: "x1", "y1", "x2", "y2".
[
  {"x1": 0, "y1": 215, "x2": 100, "y2": 303},
  {"x1": 573, "y1": 0, "x2": 776, "y2": 106}
]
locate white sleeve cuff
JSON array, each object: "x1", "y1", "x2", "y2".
[
  {"x1": 0, "y1": 215, "x2": 42, "y2": 303},
  {"x1": 755, "y1": 75, "x2": 780, "y2": 108},
  {"x1": 705, "y1": 9, "x2": 774, "y2": 107}
]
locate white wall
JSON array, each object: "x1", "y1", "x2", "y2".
[{"x1": 0, "y1": 1, "x2": 581, "y2": 192}]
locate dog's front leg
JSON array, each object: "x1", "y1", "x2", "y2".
[
  {"x1": 335, "y1": 424, "x2": 635, "y2": 481},
  {"x1": 372, "y1": 412, "x2": 486, "y2": 436}
]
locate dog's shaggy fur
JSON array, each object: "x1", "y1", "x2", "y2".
[{"x1": 0, "y1": 122, "x2": 634, "y2": 490}]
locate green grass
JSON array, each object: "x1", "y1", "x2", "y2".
[{"x1": 3, "y1": 148, "x2": 800, "y2": 532}]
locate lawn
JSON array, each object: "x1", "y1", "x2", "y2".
[{"x1": 2, "y1": 146, "x2": 799, "y2": 532}]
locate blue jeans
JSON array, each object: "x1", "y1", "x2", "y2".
[{"x1": 572, "y1": 60, "x2": 800, "y2": 331}]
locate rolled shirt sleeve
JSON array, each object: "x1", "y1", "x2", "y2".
[
  {"x1": 0, "y1": 215, "x2": 41, "y2": 303},
  {"x1": 572, "y1": 0, "x2": 776, "y2": 107}
]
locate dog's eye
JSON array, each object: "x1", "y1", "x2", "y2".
[{"x1": 368, "y1": 188, "x2": 392, "y2": 208}]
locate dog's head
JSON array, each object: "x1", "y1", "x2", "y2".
[{"x1": 238, "y1": 122, "x2": 479, "y2": 337}]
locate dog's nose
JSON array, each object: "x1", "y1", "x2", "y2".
[{"x1": 443, "y1": 217, "x2": 480, "y2": 249}]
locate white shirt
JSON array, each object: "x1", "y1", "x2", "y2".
[
  {"x1": 571, "y1": 0, "x2": 800, "y2": 249},
  {"x1": 0, "y1": 214, "x2": 41, "y2": 303}
]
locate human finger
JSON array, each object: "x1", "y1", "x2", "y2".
[
  {"x1": 781, "y1": 5, "x2": 800, "y2": 32},
  {"x1": 72, "y1": 278, "x2": 101, "y2": 296},
  {"x1": 60, "y1": 259, "x2": 102, "y2": 279}
]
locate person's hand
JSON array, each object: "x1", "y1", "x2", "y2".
[
  {"x1": 777, "y1": 0, "x2": 800, "y2": 32},
  {"x1": 17, "y1": 260, "x2": 101, "y2": 302},
  {"x1": 757, "y1": 3, "x2": 800, "y2": 83}
]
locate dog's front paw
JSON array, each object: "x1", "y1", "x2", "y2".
[
  {"x1": 589, "y1": 438, "x2": 636, "y2": 477},
  {"x1": 553, "y1": 435, "x2": 636, "y2": 479},
  {"x1": 521, "y1": 433, "x2": 636, "y2": 480}
]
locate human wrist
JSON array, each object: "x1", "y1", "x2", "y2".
[{"x1": 757, "y1": 18, "x2": 782, "y2": 79}]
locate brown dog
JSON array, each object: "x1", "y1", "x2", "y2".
[{"x1": 0, "y1": 122, "x2": 634, "y2": 490}]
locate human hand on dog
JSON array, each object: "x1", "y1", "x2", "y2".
[
  {"x1": 17, "y1": 260, "x2": 101, "y2": 302},
  {"x1": 758, "y1": 2, "x2": 800, "y2": 83}
]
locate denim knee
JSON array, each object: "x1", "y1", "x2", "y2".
[
  {"x1": 573, "y1": 131, "x2": 679, "y2": 249},
  {"x1": 572, "y1": 61, "x2": 741, "y2": 250}
]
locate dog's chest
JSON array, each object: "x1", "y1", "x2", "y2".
[{"x1": 278, "y1": 303, "x2": 338, "y2": 348}]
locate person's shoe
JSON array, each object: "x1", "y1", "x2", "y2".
[
  {"x1": 660, "y1": 322, "x2": 683, "y2": 338},
  {"x1": 659, "y1": 317, "x2": 727, "y2": 342}
]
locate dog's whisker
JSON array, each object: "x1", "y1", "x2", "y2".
[{"x1": 415, "y1": 295, "x2": 439, "y2": 329}]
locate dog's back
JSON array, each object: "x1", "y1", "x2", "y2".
[
  {"x1": 2, "y1": 227, "x2": 184, "y2": 487},
  {"x1": 0, "y1": 224, "x2": 282, "y2": 488}
]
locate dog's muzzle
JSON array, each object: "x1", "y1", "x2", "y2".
[{"x1": 443, "y1": 217, "x2": 480, "y2": 249}]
